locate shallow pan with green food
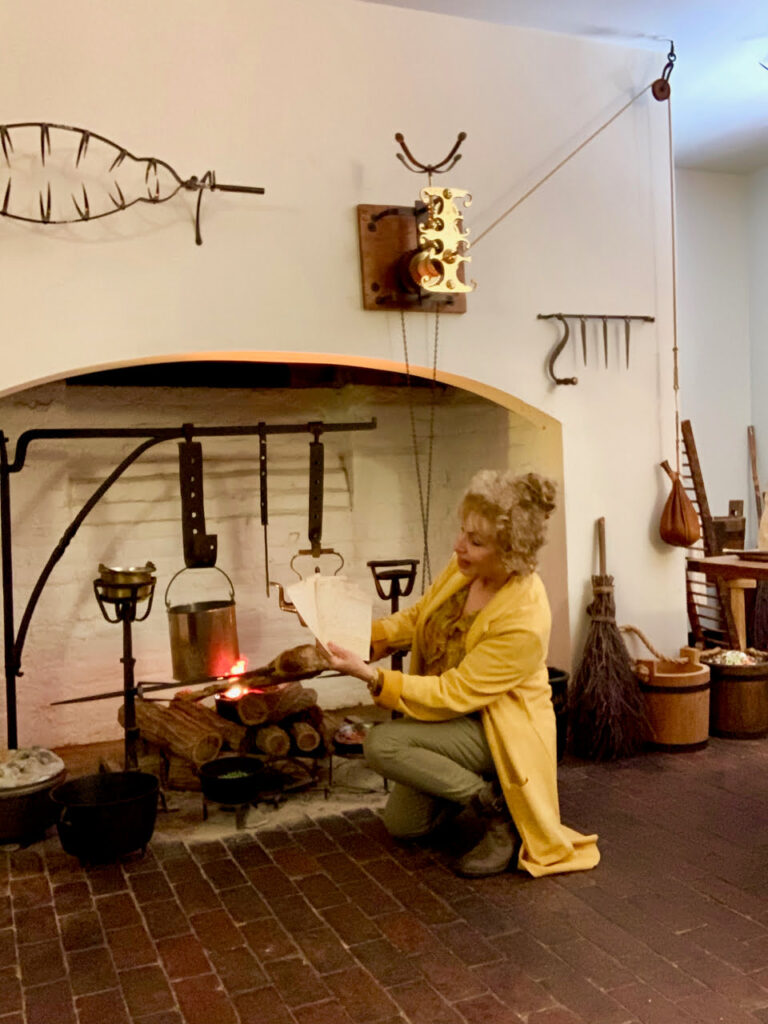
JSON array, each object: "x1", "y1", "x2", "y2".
[{"x1": 198, "y1": 755, "x2": 287, "y2": 805}]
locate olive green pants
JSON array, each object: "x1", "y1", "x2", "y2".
[{"x1": 363, "y1": 716, "x2": 495, "y2": 838}]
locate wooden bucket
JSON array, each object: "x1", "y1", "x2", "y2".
[
  {"x1": 707, "y1": 661, "x2": 768, "y2": 739},
  {"x1": 635, "y1": 649, "x2": 710, "y2": 752}
]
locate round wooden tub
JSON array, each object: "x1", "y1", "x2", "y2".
[
  {"x1": 705, "y1": 659, "x2": 768, "y2": 739},
  {"x1": 635, "y1": 651, "x2": 710, "y2": 752}
]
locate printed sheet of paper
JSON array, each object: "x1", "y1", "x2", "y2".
[{"x1": 285, "y1": 575, "x2": 372, "y2": 660}]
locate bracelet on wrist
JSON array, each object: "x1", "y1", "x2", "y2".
[{"x1": 366, "y1": 667, "x2": 382, "y2": 697}]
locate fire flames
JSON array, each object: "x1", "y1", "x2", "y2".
[
  {"x1": 222, "y1": 657, "x2": 247, "y2": 699},
  {"x1": 218, "y1": 657, "x2": 265, "y2": 700}
]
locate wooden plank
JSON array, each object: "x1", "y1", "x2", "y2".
[{"x1": 748, "y1": 425, "x2": 763, "y2": 521}]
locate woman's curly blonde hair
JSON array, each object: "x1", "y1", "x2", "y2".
[{"x1": 460, "y1": 470, "x2": 557, "y2": 576}]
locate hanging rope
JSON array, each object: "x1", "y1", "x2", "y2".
[
  {"x1": 400, "y1": 309, "x2": 440, "y2": 591},
  {"x1": 665, "y1": 98, "x2": 681, "y2": 473},
  {"x1": 620, "y1": 624, "x2": 686, "y2": 666},
  {"x1": 472, "y1": 84, "x2": 652, "y2": 249}
]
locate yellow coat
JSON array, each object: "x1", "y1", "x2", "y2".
[{"x1": 371, "y1": 555, "x2": 600, "y2": 877}]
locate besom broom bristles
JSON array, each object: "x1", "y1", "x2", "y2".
[{"x1": 567, "y1": 517, "x2": 649, "y2": 760}]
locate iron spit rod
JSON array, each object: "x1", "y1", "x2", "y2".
[
  {"x1": 8, "y1": 419, "x2": 377, "y2": 473},
  {"x1": 210, "y1": 184, "x2": 266, "y2": 194}
]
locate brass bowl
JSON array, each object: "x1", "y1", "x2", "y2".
[{"x1": 96, "y1": 562, "x2": 156, "y2": 602}]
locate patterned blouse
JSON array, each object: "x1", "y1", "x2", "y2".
[{"x1": 420, "y1": 585, "x2": 479, "y2": 675}]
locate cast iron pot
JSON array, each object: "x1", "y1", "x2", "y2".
[
  {"x1": 548, "y1": 667, "x2": 569, "y2": 763},
  {"x1": 198, "y1": 756, "x2": 286, "y2": 806},
  {"x1": 50, "y1": 771, "x2": 159, "y2": 863},
  {"x1": 0, "y1": 768, "x2": 67, "y2": 844}
]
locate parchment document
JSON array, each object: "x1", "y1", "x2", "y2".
[{"x1": 285, "y1": 575, "x2": 372, "y2": 660}]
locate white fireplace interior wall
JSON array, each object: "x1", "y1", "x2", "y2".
[
  {"x1": 1, "y1": 376, "x2": 567, "y2": 748},
  {"x1": 1, "y1": 0, "x2": 688, "y2": 747}
]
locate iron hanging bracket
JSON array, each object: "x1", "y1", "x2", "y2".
[{"x1": 395, "y1": 132, "x2": 467, "y2": 184}]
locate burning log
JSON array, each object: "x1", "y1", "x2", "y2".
[
  {"x1": 120, "y1": 646, "x2": 332, "y2": 795},
  {"x1": 119, "y1": 700, "x2": 221, "y2": 766},
  {"x1": 216, "y1": 680, "x2": 320, "y2": 728},
  {"x1": 252, "y1": 724, "x2": 291, "y2": 757},
  {"x1": 235, "y1": 692, "x2": 269, "y2": 726},
  {"x1": 269, "y1": 643, "x2": 329, "y2": 678}
]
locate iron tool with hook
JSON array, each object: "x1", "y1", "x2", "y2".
[{"x1": 539, "y1": 313, "x2": 655, "y2": 385}]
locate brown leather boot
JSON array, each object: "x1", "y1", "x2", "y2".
[{"x1": 453, "y1": 783, "x2": 520, "y2": 878}]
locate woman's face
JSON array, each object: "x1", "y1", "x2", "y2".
[{"x1": 454, "y1": 513, "x2": 504, "y2": 582}]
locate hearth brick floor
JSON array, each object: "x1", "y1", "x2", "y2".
[{"x1": 3, "y1": 736, "x2": 768, "y2": 1023}]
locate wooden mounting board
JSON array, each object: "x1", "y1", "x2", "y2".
[{"x1": 356, "y1": 204, "x2": 466, "y2": 314}]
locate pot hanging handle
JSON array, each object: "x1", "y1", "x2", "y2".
[{"x1": 164, "y1": 565, "x2": 236, "y2": 609}]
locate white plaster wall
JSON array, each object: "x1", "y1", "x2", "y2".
[
  {"x1": 675, "y1": 170, "x2": 754, "y2": 538},
  {"x1": 0, "y1": 0, "x2": 686, "y2": 744},
  {"x1": 747, "y1": 168, "x2": 768, "y2": 518}
]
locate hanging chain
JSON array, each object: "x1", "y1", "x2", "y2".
[
  {"x1": 422, "y1": 310, "x2": 440, "y2": 589},
  {"x1": 401, "y1": 309, "x2": 440, "y2": 591}
]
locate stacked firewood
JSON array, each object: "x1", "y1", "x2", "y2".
[{"x1": 120, "y1": 645, "x2": 331, "y2": 791}]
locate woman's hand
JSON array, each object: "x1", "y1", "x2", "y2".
[{"x1": 323, "y1": 641, "x2": 379, "y2": 689}]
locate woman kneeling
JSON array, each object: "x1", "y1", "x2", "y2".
[{"x1": 325, "y1": 469, "x2": 600, "y2": 879}]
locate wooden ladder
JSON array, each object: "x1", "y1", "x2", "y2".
[{"x1": 680, "y1": 419, "x2": 739, "y2": 648}]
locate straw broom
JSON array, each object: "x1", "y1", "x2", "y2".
[{"x1": 567, "y1": 517, "x2": 649, "y2": 760}]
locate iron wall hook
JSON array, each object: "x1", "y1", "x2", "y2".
[
  {"x1": 395, "y1": 132, "x2": 467, "y2": 182},
  {"x1": 540, "y1": 314, "x2": 578, "y2": 386}
]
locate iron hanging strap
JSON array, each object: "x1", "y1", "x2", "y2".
[
  {"x1": 258, "y1": 426, "x2": 270, "y2": 596},
  {"x1": 178, "y1": 433, "x2": 217, "y2": 568},
  {"x1": 284, "y1": 425, "x2": 344, "y2": 579},
  {"x1": 308, "y1": 426, "x2": 325, "y2": 558}
]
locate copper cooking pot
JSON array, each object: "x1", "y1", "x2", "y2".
[{"x1": 165, "y1": 566, "x2": 239, "y2": 682}]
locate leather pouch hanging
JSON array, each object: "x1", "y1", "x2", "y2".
[{"x1": 659, "y1": 460, "x2": 700, "y2": 547}]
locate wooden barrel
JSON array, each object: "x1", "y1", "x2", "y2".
[
  {"x1": 707, "y1": 661, "x2": 768, "y2": 739},
  {"x1": 635, "y1": 652, "x2": 710, "y2": 752}
]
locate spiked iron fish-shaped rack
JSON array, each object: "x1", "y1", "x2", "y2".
[{"x1": 0, "y1": 122, "x2": 265, "y2": 244}]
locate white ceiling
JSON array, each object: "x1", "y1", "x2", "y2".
[{"x1": 360, "y1": 0, "x2": 768, "y2": 173}]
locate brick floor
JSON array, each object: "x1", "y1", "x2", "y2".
[{"x1": 2, "y1": 738, "x2": 768, "y2": 1022}]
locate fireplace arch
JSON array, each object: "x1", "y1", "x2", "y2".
[{"x1": 0, "y1": 355, "x2": 568, "y2": 748}]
